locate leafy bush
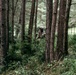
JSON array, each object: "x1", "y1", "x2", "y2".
[
  {"x1": 69, "y1": 35, "x2": 76, "y2": 53},
  {"x1": 60, "y1": 58, "x2": 76, "y2": 75}
]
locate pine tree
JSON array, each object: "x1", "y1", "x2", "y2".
[
  {"x1": 63, "y1": 0, "x2": 72, "y2": 55},
  {"x1": 50, "y1": 0, "x2": 59, "y2": 61},
  {"x1": 56, "y1": 0, "x2": 67, "y2": 60},
  {"x1": 34, "y1": 0, "x2": 38, "y2": 40},
  {"x1": 45, "y1": 0, "x2": 53, "y2": 63},
  {"x1": 6, "y1": 0, "x2": 9, "y2": 51},
  {"x1": 0, "y1": 0, "x2": 6, "y2": 66},
  {"x1": 28, "y1": 0, "x2": 36, "y2": 43}
]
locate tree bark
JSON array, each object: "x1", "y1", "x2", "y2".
[
  {"x1": 21, "y1": 0, "x2": 26, "y2": 42},
  {"x1": 63, "y1": 0, "x2": 72, "y2": 55},
  {"x1": 20, "y1": 0, "x2": 26, "y2": 54},
  {"x1": 50, "y1": 0, "x2": 59, "y2": 61},
  {"x1": 0, "y1": 0, "x2": 1, "y2": 46},
  {"x1": 11, "y1": 0, "x2": 14, "y2": 43},
  {"x1": 0, "y1": 0, "x2": 2, "y2": 66},
  {"x1": 45, "y1": 0, "x2": 53, "y2": 63},
  {"x1": 34, "y1": 0, "x2": 38, "y2": 40},
  {"x1": 28, "y1": 0, "x2": 36, "y2": 43},
  {"x1": 19, "y1": 8, "x2": 22, "y2": 24},
  {"x1": 6, "y1": 0, "x2": 9, "y2": 52},
  {"x1": 56, "y1": 0, "x2": 66, "y2": 60},
  {"x1": 0, "y1": 0, "x2": 6, "y2": 66}
]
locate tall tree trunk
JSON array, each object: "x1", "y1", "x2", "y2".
[
  {"x1": 34, "y1": 0, "x2": 38, "y2": 40},
  {"x1": 45, "y1": 0, "x2": 53, "y2": 63},
  {"x1": 50, "y1": 0, "x2": 59, "y2": 61},
  {"x1": 0, "y1": 0, "x2": 2, "y2": 66},
  {"x1": 56, "y1": 0, "x2": 66, "y2": 60},
  {"x1": 6, "y1": 0, "x2": 9, "y2": 51},
  {"x1": 0, "y1": 0, "x2": 1, "y2": 46},
  {"x1": 11, "y1": 0, "x2": 18, "y2": 48},
  {"x1": 28, "y1": 0, "x2": 36, "y2": 43},
  {"x1": 63, "y1": 0, "x2": 72, "y2": 55},
  {"x1": 0, "y1": 0, "x2": 6, "y2": 66},
  {"x1": 21, "y1": 0, "x2": 26, "y2": 42},
  {"x1": 20, "y1": 0, "x2": 26, "y2": 54},
  {"x1": 11, "y1": 0, "x2": 14, "y2": 43}
]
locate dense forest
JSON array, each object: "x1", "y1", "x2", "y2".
[{"x1": 0, "y1": 0, "x2": 76, "y2": 75}]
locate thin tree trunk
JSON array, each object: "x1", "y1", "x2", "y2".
[
  {"x1": 21, "y1": 0, "x2": 26, "y2": 54},
  {"x1": 19, "y1": 8, "x2": 22, "y2": 24},
  {"x1": 21, "y1": 0, "x2": 26, "y2": 42},
  {"x1": 11, "y1": 0, "x2": 18, "y2": 43},
  {"x1": 0, "y1": 0, "x2": 1, "y2": 46},
  {"x1": 6, "y1": 0, "x2": 9, "y2": 51},
  {"x1": 50, "y1": 0, "x2": 59, "y2": 61},
  {"x1": 34, "y1": 0, "x2": 38, "y2": 40},
  {"x1": 11, "y1": 0, "x2": 14, "y2": 43},
  {"x1": 0, "y1": 0, "x2": 2, "y2": 66},
  {"x1": 28, "y1": 0, "x2": 36, "y2": 43},
  {"x1": 0, "y1": 0, "x2": 6, "y2": 66},
  {"x1": 56, "y1": 0, "x2": 66, "y2": 60},
  {"x1": 45, "y1": 0, "x2": 53, "y2": 63},
  {"x1": 64, "y1": 0, "x2": 72, "y2": 55}
]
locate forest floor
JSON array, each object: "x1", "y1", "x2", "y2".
[
  {"x1": 1, "y1": 48, "x2": 76, "y2": 75},
  {"x1": 1, "y1": 35, "x2": 76, "y2": 75}
]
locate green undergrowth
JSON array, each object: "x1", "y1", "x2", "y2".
[
  {"x1": 1, "y1": 54, "x2": 76, "y2": 75},
  {"x1": 1, "y1": 35, "x2": 76, "y2": 75}
]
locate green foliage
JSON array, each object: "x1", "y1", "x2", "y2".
[
  {"x1": 1, "y1": 0, "x2": 76, "y2": 74},
  {"x1": 58, "y1": 57, "x2": 76, "y2": 75},
  {"x1": 69, "y1": 35, "x2": 76, "y2": 53},
  {"x1": 58, "y1": 35, "x2": 76, "y2": 75}
]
